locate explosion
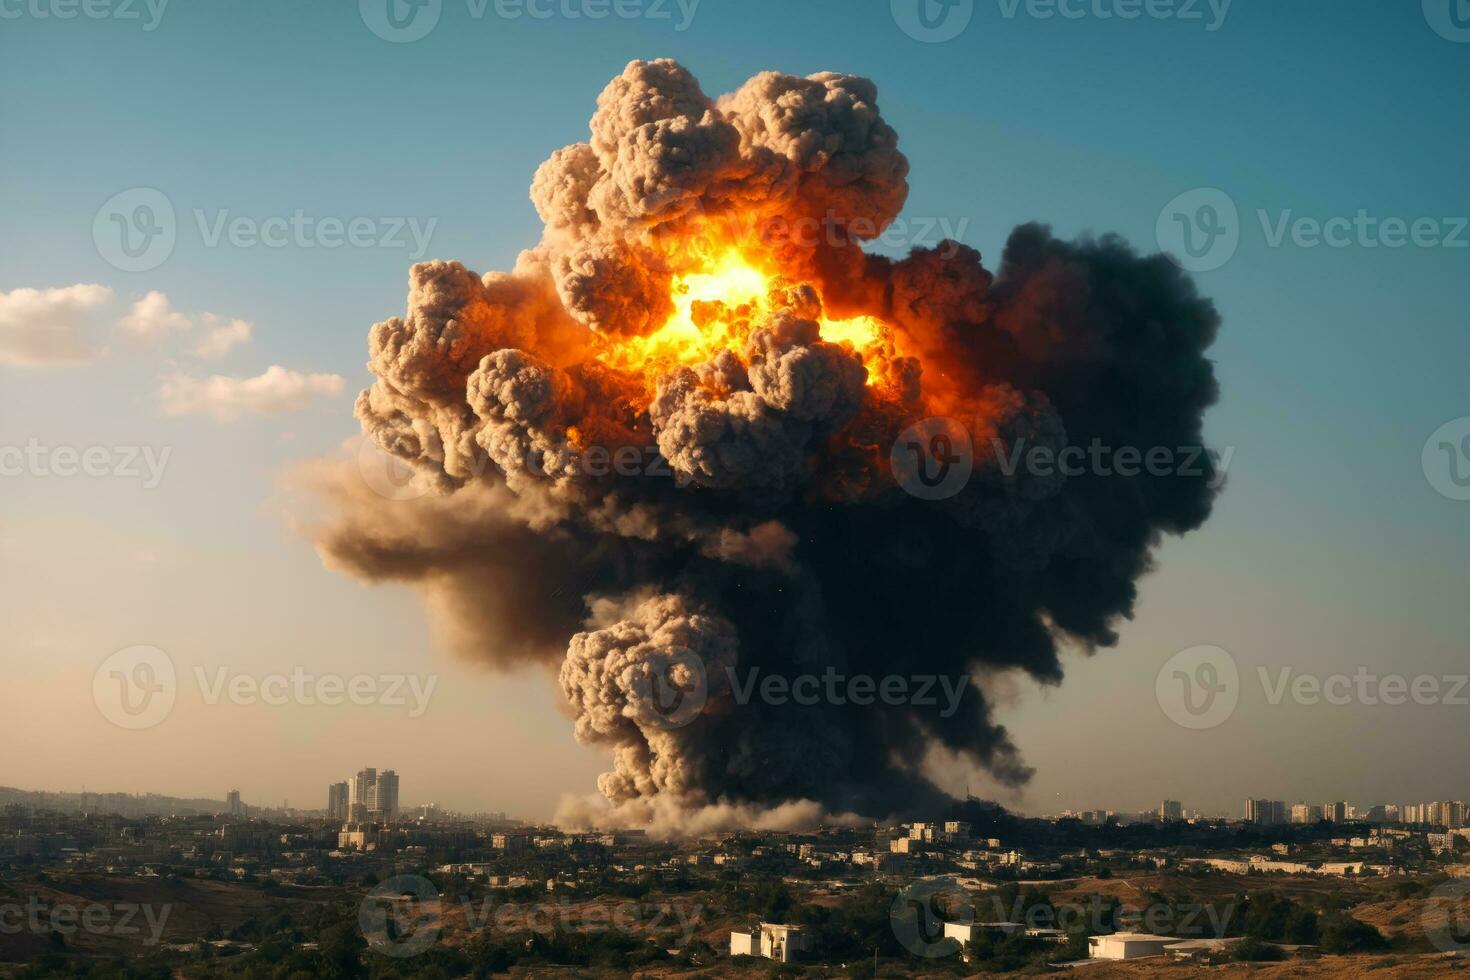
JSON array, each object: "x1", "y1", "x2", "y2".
[
  {"x1": 596, "y1": 247, "x2": 890, "y2": 389},
  {"x1": 303, "y1": 59, "x2": 1222, "y2": 832}
]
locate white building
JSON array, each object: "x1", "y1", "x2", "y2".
[
  {"x1": 942, "y1": 921, "x2": 1027, "y2": 959},
  {"x1": 1089, "y1": 933, "x2": 1178, "y2": 960},
  {"x1": 729, "y1": 924, "x2": 807, "y2": 963},
  {"x1": 760, "y1": 923, "x2": 805, "y2": 963}
]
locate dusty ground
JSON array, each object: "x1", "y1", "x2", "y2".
[{"x1": 1060, "y1": 953, "x2": 1470, "y2": 979}]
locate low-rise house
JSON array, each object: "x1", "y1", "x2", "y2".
[
  {"x1": 1089, "y1": 932, "x2": 1178, "y2": 960},
  {"x1": 729, "y1": 923, "x2": 807, "y2": 963}
]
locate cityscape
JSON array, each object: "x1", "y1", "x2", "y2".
[
  {"x1": 6, "y1": 0, "x2": 1470, "y2": 977},
  {"x1": 4, "y1": 776, "x2": 1470, "y2": 972}
]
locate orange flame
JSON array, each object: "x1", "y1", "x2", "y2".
[{"x1": 591, "y1": 243, "x2": 898, "y2": 393}]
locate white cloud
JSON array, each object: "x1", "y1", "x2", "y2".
[
  {"x1": 192, "y1": 314, "x2": 253, "y2": 359},
  {"x1": 0, "y1": 284, "x2": 112, "y2": 366},
  {"x1": 120, "y1": 292, "x2": 254, "y2": 358},
  {"x1": 159, "y1": 365, "x2": 345, "y2": 421},
  {"x1": 119, "y1": 290, "x2": 191, "y2": 343}
]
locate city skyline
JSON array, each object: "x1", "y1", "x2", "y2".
[{"x1": 13, "y1": 779, "x2": 1470, "y2": 834}]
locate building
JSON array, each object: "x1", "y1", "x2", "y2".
[
  {"x1": 759, "y1": 923, "x2": 805, "y2": 963},
  {"x1": 491, "y1": 833, "x2": 529, "y2": 852},
  {"x1": 1089, "y1": 933, "x2": 1179, "y2": 960},
  {"x1": 226, "y1": 790, "x2": 242, "y2": 817},
  {"x1": 729, "y1": 923, "x2": 806, "y2": 963},
  {"x1": 326, "y1": 782, "x2": 349, "y2": 822},
  {"x1": 1245, "y1": 799, "x2": 1285, "y2": 825},
  {"x1": 1159, "y1": 800, "x2": 1183, "y2": 822},
  {"x1": 348, "y1": 768, "x2": 400, "y2": 822},
  {"x1": 337, "y1": 823, "x2": 398, "y2": 852},
  {"x1": 1291, "y1": 803, "x2": 1323, "y2": 824},
  {"x1": 1164, "y1": 938, "x2": 1233, "y2": 961},
  {"x1": 375, "y1": 771, "x2": 400, "y2": 820},
  {"x1": 350, "y1": 769, "x2": 376, "y2": 822},
  {"x1": 1323, "y1": 801, "x2": 1348, "y2": 823},
  {"x1": 943, "y1": 921, "x2": 1025, "y2": 960}
]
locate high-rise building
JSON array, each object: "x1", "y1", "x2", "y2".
[
  {"x1": 1159, "y1": 800, "x2": 1183, "y2": 822},
  {"x1": 1291, "y1": 803, "x2": 1323, "y2": 824},
  {"x1": 375, "y1": 770, "x2": 400, "y2": 821},
  {"x1": 350, "y1": 768, "x2": 377, "y2": 822},
  {"x1": 347, "y1": 768, "x2": 400, "y2": 822},
  {"x1": 327, "y1": 782, "x2": 350, "y2": 822},
  {"x1": 1323, "y1": 801, "x2": 1348, "y2": 823},
  {"x1": 1245, "y1": 799, "x2": 1285, "y2": 825},
  {"x1": 227, "y1": 789, "x2": 242, "y2": 816}
]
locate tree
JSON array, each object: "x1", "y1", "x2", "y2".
[
  {"x1": 317, "y1": 921, "x2": 367, "y2": 979},
  {"x1": 1319, "y1": 913, "x2": 1387, "y2": 954},
  {"x1": 1284, "y1": 905, "x2": 1320, "y2": 945},
  {"x1": 1229, "y1": 936, "x2": 1286, "y2": 961}
]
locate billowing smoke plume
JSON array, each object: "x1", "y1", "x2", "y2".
[{"x1": 303, "y1": 59, "x2": 1221, "y2": 830}]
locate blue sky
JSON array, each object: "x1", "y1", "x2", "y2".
[{"x1": 2, "y1": 0, "x2": 1467, "y2": 819}]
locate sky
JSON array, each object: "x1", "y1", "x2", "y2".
[{"x1": 1, "y1": 0, "x2": 1468, "y2": 822}]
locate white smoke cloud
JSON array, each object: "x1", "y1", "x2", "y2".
[
  {"x1": 555, "y1": 792, "x2": 866, "y2": 838},
  {"x1": 0, "y1": 283, "x2": 112, "y2": 367},
  {"x1": 159, "y1": 364, "x2": 344, "y2": 421}
]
